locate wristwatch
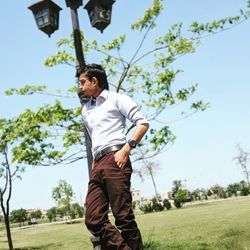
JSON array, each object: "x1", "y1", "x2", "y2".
[{"x1": 128, "y1": 139, "x2": 137, "y2": 149}]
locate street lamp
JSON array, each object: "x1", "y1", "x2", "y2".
[
  {"x1": 28, "y1": 0, "x2": 115, "y2": 35},
  {"x1": 84, "y1": 0, "x2": 115, "y2": 33},
  {"x1": 28, "y1": 2, "x2": 115, "y2": 248},
  {"x1": 28, "y1": 0, "x2": 62, "y2": 37}
]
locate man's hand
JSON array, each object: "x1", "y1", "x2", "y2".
[
  {"x1": 114, "y1": 123, "x2": 149, "y2": 169},
  {"x1": 114, "y1": 144, "x2": 131, "y2": 169}
]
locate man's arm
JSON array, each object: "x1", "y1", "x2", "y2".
[{"x1": 114, "y1": 123, "x2": 149, "y2": 169}]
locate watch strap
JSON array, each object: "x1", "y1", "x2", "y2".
[{"x1": 128, "y1": 139, "x2": 137, "y2": 148}]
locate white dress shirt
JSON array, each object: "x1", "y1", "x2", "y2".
[{"x1": 81, "y1": 89, "x2": 148, "y2": 158}]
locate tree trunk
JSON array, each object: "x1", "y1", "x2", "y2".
[
  {"x1": 149, "y1": 170, "x2": 159, "y2": 202},
  {"x1": 243, "y1": 165, "x2": 250, "y2": 185},
  {"x1": 3, "y1": 213, "x2": 13, "y2": 250},
  {"x1": 1, "y1": 150, "x2": 14, "y2": 250}
]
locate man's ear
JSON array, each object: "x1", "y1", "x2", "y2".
[{"x1": 92, "y1": 77, "x2": 98, "y2": 86}]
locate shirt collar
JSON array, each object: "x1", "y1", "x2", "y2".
[
  {"x1": 98, "y1": 89, "x2": 109, "y2": 100},
  {"x1": 88, "y1": 89, "x2": 108, "y2": 107}
]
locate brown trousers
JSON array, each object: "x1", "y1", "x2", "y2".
[{"x1": 85, "y1": 152, "x2": 143, "y2": 250}]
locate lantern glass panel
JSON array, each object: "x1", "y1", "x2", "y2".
[
  {"x1": 51, "y1": 11, "x2": 59, "y2": 26},
  {"x1": 35, "y1": 8, "x2": 50, "y2": 27}
]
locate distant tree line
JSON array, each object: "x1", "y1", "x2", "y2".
[
  {"x1": 46, "y1": 203, "x2": 84, "y2": 222},
  {"x1": 140, "y1": 179, "x2": 250, "y2": 213},
  {"x1": 0, "y1": 202, "x2": 85, "y2": 228},
  {"x1": 0, "y1": 180, "x2": 84, "y2": 228}
]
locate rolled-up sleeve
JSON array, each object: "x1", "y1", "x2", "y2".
[{"x1": 116, "y1": 93, "x2": 149, "y2": 126}]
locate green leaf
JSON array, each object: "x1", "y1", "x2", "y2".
[
  {"x1": 5, "y1": 85, "x2": 47, "y2": 96},
  {"x1": 131, "y1": 0, "x2": 164, "y2": 31}
]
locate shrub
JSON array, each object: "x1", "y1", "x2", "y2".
[
  {"x1": 219, "y1": 191, "x2": 228, "y2": 199},
  {"x1": 152, "y1": 202, "x2": 164, "y2": 212},
  {"x1": 240, "y1": 186, "x2": 249, "y2": 196},
  {"x1": 150, "y1": 198, "x2": 163, "y2": 212},
  {"x1": 163, "y1": 199, "x2": 172, "y2": 210},
  {"x1": 70, "y1": 203, "x2": 84, "y2": 219},
  {"x1": 173, "y1": 199, "x2": 182, "y2": 208},
  {"x1": 140, "y1": 199, "x2": 165, "y2": 213},
  {"x1": 140, "y1": 203, "x2": 153, "y2": 213},
  {"x1": 46, "y1": 207, "x2": 57, "y2": 222},
  {"x1": 132, "y1": 201, "x2": 136, "y2": 210},
  {"x1": 173, "y1": 188, "x2": 189, "y2": 208}
]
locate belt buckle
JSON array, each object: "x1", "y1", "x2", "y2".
[
  {"x1": 98, "y1": 151, "x2": 103, "y2": 161},
  {"x1": 95, "y1": 151, "x2": 103, "y2": 162}
]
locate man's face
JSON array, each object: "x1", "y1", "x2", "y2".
[{"x1": 78, "y1": 73, "x2": 96, "y2": 97}]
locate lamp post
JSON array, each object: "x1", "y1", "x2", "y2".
[
  {"x1": 28, "y1": 0, "x2": 115, "y2": 175},
  {"x1": 28, "y1": 0, "x2": 115, "y2": 249}
]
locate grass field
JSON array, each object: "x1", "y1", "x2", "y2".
[{"x1": 0, "y1": 196, "x2": 249, "y2": 249}]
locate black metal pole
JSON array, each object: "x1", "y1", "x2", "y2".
[
  {"x1": 70, "y1": 8, "x2": 85, "y2": 70},
  {"x1": 67, "y1": 3, "x2": 101, "y2": 249},
  {"x1": 68, "y1": 5, "x2": 93, "y2": 178}
]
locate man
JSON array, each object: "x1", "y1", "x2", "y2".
[{"x1": 78, "y1": 64, "x2": 149, "y2": 249}]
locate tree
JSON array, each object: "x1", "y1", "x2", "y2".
[
  {"x1": 52, "y1": 180, "x2": 74, "y2": 215},
  {"x1": 9, "y1": 208, "x2": 27, "y2": 227},
  {"x1": 0, "y1": 112, "x2": 65, "y2": 250},
  {"x1": 173, "y1": 189, "x2": 190, "y2": 208},
  {"x1": 233, "y1": 144, "x2": 250, "y2": 185},
  {"x1": 171, "y1": 180, "x2": 190, "y2": 208},
  {"x1": 46, "y1": 207, "x2": 57, "y2": 222},
  {"x1": 136, "y1": 161, "x2": 161, "y2": 201},
  {"x1": 5, "y1": 1, "x2": 250, "y2": 166},
  {"x1": 30, "y1": 210, "x2": 42, "y2": 219},
  {"x1": 172, "y1": 179, "x2": 183, "y2": 197},
  {"x1": 1, "y1": 2, "x2": 250, "y2": 245}
]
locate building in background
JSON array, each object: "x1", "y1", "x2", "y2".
[{"x1": 131, "y1": 189, "x2": 142, "y2": 208}]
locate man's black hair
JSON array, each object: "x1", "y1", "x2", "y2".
[{"x1": 78, "y1": 64, "x2": 109, "y2": 90}]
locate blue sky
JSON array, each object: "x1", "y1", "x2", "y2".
[{"x1": 1, "y1": 0, "x2": 250, "y2": 210}]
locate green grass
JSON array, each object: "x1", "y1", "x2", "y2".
[
  {"x1": 0, "y1": 196, "x2": 250, "y2": 249},
  {"x1": 139, "y1": 197, "x2": 250, "y2": 250}
]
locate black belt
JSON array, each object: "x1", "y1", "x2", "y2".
[{"x1": 94, "y1": 144, "x2": 124, "y2": 162}]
